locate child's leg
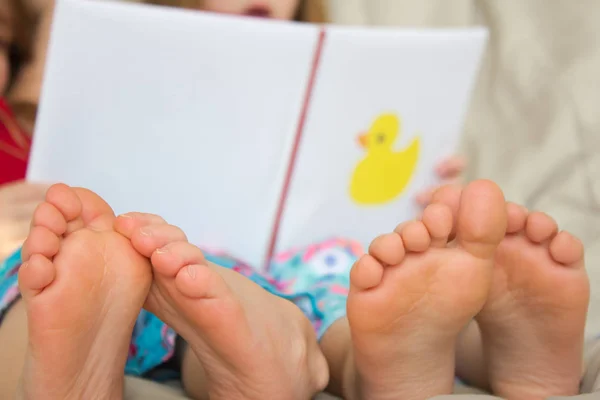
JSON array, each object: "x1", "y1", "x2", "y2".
[
  {"x1": 435, "y1": 185, "x2": 588, "y2": 399},
  {"x1": 7, "y1": 184, "x2": 153, "y2": 399},
  {"x1": 115, "y1": 214, "x2": 329, "y2": 400},
  {"x1": 0, "y1": 248, "x2": 26, "y2": 397},
  {"x1": 318, "y1": 180, "x2": 507, "y2": 400},
  {"x1": 318, "y1": 317, "x2": 353, "y2": 395},
  {"x1": 268, "y1": 239, "x2": 359, "y2": 395},
  {"x1": 455, "y1": 321, "x2": 488, "y2": 389},
  {"x1": 0, "y1": 300, "x2": 27, "y2": 397}
]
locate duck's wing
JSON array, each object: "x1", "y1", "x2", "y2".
[{"x1": 399, "y1": 136, "x2": 421, "y2": 167}]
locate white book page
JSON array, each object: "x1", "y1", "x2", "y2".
[
  {"x1": 28, "y1": 0, "x2": 319, "y2": 267},
  {"x1": 276, "y1": 26, "x2": 488, "y2": 253}
]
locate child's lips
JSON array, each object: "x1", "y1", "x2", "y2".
[{"x1": 244, "y1": 6, "x2": 272, "y2": 18}]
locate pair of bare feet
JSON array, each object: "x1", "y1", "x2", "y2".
[
  {"x1": 339, "y1": 180, "x2": 589, "y2": 400},
  {"x1": 15, "y1": 180, "x2": 589, "y2": 400},
  {"x1": 17, "y1": 184, "x2": 327, "y2": 400}
]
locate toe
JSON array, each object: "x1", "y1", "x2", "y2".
[
  {"x1": 72, "y1": 188, "x2": 116, "y2": 230},
  {"x1": 398, "y1": 221, "x2": 431, "y2": 252},
  {"x1": 455, "y1": 180, "x2": 507, "y2": 259},
  {"x1": 31, "y1": 202, "x2": 67, "y2": 236},
  {"x1": 22, "y1": 226, "x2": 60, "y2": 262},
  {"x1": 415, "y1": 186, "x2": 436, "y2": 207},
  {"x1": 151, "y1": 241, "x2": 206, "y2": 278},
  {"x1": 430, "y1": 183, "x2": 462, "y2": 239},
  {"x1": 549, "y1": 231, "x2": 584, "y2": 266},
  {"x1": 430, "y1": 184, "x2": 462, "y2": 213},
  {"x1": 350, "y1": 254, "x2": 384, "y2": 290},
  {"x1": 525, "y1": 212, "x2": 558, "y2": 243},
  {"x1": 368, "y1": 233, "x2": 405, "y2": 265},
  {"x1": 131, "y1": 224, "x2": 188, "y2": 257},
  {"x1": 392, "y1": 221, "x2": 410, "y2": 234},
  {"x1": 506, "y1": 202, "x2": 527, "y2": 234},
  {"x1": 46, "y1": 185, "x2": 117, "y2": 233},
  {"x1": 175, "y1": 263, "x2": 229, "y2": 299},
  {"x1": 114, "y1": 212, "x2": 167, "y2": 238},
  {"x1": 45, "y1": 184, "x2": 82, "y2": 222},
  {"x1": 421, "y1": 203, "x2": 453, "y2": 247},
  {"x1": 171, "y1": 262, "x2": 244, "y2": 330},
  {"x1": 18, "y1": 254, "x2": 56, "y2": 299}
]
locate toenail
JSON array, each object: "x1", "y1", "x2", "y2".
[
  {"x1": 186, "y1": 265, "x2": 197, "y2": 279},
  {"x1": 139, "y1": 228, "x2": 152, "y2": 236},
  {"x1": 155, "y1": 247, "x2": 169, "y2": 254},
  {"x1": 119, "y1": 214, "x2": 133, "y2": 219}
]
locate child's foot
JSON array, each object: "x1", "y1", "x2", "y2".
[
  {"x1": 431, "y1": 185, "x2": 590, "y2": 399},
  {"x1": 477, "y1": 206, "x2": 589, "y2": 399},
  {"x1": 17, "y1": 184, "x2": 152, "y2": 400},
  {"x1": 345, "y1": 180, "x2": 507, "y2": 400},
  {"x1": 114, "y1": 214, "x2": 329, "y2": 400}
]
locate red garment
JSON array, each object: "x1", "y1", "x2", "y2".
[{"x1": 0, "y1": 98, "x2": 31, "y2": 185}]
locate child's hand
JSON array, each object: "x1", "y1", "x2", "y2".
[
  {"x1": 0, "y1": 181, "x2": 49, "y2": 261},
  {"x1": 415, "y1": 156, "x2": 466, "y2": 208}
]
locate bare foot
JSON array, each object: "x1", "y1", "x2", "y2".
[
  {"x1": 344, "y1": 180, "x2": 507, "y2": 400},
  {"x1": 430, "y1": 185, "x2": 590, "y2": 399},
  {"x1": 114, "y1": 213, "x2": 328, "y2": 400},
  {"x1": 17, "y1": 184, "x2": 152, "y2": 400},
  {"x1": 477, "y1": 206, "x2": 589, "y2": 399}
]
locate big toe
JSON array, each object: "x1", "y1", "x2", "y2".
[
  {"x1": 44, "y1": 184, "x2": 115, "y2": 233},
  {"x1": 175, "y1": 263, "x2": 231, "y2": 301},
  {"x1": 72, "y1": 187, "x2": 116, "y2": 230},
  {"x1": 151, "y1": 241, "x2": 206, "y2": 280},
  {"x1": 456, "y1": 180, "x2": 507, "y2": 259},
  {"x1": 153, "y1": 254, "x2": 243, "y2": 332},
  {"x1": 45, "y1": 184, "x2": 81, "y2": 216},
  {"x1": 114, "y1": 212, "x2": 167, "y2": 238}
]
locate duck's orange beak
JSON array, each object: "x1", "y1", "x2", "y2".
[{"x1": 357, "y1": 133, "x2": 368, "y2": 148}]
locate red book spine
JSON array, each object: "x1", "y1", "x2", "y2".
[{"x1": 264, "y1": 27, "x2": 327, "y2": 270}]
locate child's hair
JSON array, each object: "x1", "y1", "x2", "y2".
[
  {"x1": 8, "y1": 44, "x2": 22, "y2": 89},
  {"x1": 142, "y1": 0, "x2": 328, "y2": 23},
  {"x1": 3, "y1": 0, "x2": 37, "y2": 132},
  {"x1": 6, "y1": 0, "x2": 34, "y2": 91},
  {"x1": 296, "y1": 0, "x2": 327, "y2": 23}
]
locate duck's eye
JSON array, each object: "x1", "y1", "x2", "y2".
[{"x1": 376, "y1": 134, "x2": 386, "y2": 143}]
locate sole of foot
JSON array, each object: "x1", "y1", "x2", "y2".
[
  {"x1": 114, "y1": 213, "x2": 328, "y2": 400},
  {"x1": 432, "y1": 185, "x2": 589, "y2": 399},
  {"x1": 345, "y1": 180, "x2": 507, "y2": 400},
  {"x1": 17, "y1": 184, "x2": 152, "y2": 400},
  {"x1": 481, "y1": 206, "x2": 588, "y2": 399}
]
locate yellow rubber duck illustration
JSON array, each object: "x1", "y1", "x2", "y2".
[{"x1": 350, "y1": 113, "x2": 420, "y2": 205}]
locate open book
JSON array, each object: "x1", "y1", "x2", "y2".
[{"x1": 28, "y1": 0, "x2": 488, "y2": 268}]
